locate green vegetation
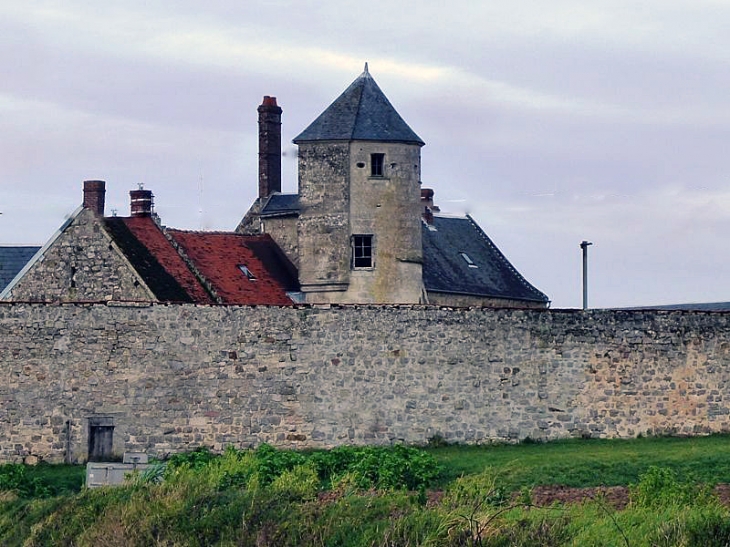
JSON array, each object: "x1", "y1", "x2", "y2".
[
  {"x1": 430, "y1": 434, "x2": 730, "y2": 490},
  {"x1": 1, "y1": 435, "x2": 730, "y2": 546}
]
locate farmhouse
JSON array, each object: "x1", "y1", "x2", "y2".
[
  {"x1": 1, "y1": 66, "x2": 547, "y2": 309},
  {"x1": 3, "y1": 68, "x2": 728, "y2": 466}
]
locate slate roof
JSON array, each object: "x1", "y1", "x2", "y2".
[
  {"x1": 293, "y1": 66, "x2": 424, "y2": 145},
  {"x1": 260, "y1": 194, "x2": 300, "y2": 217},
  {"x1": 167, "y1": 230, "x2": 298, "y2": 306},
  {"x1": 0, "y1": 246, "x2": 40, "y2": 292},
  {"x1": 422, "y1": 215, "x2": 549, "y2": 304}
]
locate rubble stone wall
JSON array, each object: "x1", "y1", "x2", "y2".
[
  {"x1": 3, "y1": 208, "x2": 153, "y2": 302},
  {"x1": 1, "y1": 302, "x2": 729, "y2": 463}
]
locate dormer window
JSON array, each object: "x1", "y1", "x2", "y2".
[
  {"x1": 371, "y1": 153, "x2": 385, "y2": 177},
  {"x1": 238, "y1": 264, "x2": 257, "y2": 280},
  {"x1": 460, "y1": 252, "x2": 478, "y2": 268}
]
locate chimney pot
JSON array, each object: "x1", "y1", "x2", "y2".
[
  {"x1": 421, "y1": 188, "x2": 439, "y2": 224},
  {"x1": 130, "y1": 188, "x2": 154, "y2": 217},
  {"x1": 83, "y1": 180, "x2": 106, "y2": 215}
]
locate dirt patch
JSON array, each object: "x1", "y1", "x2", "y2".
[
  {"x1": 528, "y1": 485, "x2": 629, "y2": 510},
  {"x1": 327, "y1": 484, "x2": 730, "y2": 511},
  {"x1": 521, "y1": 483, "x2": 730, "y2": 510}
]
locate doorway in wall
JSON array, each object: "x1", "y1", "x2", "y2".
[{"x1": 88, "y1": 417, "x2": 114, "y2": 461}]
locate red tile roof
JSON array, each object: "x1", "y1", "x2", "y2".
[
  {"x1": 166, "y1": 230, "x2": 297, "y2": 306},
  {"x1": 116, "y1": 217, "x2": 214, "y2": 304}
]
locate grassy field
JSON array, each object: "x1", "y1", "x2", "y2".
[
  {"x1": 2, "y1": 435, "x2": 730, "y2": 546},
  {"x1": 429, "y1": 434, "x2": 730, "y2": 489}
]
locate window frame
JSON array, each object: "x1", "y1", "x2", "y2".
[
  {"x1": 352, "y1": 234, "x2": 374, "y2": 269},
  {"x1": 370, "y1": 153, "x2": 385, "y2": 177}
]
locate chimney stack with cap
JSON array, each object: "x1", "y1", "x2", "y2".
[
  {"x1": 130, "y1": 187, "x2": 154, "y2": 217},
  {"x1": 83, "y1": 180, "x2": 106, "y2": 216},
  {"x1": 258, "y1": 96, "x2": 282, "y2": 200},
  {"x1": 421, "y1": 188, "x2": 440, "y2": 225}
]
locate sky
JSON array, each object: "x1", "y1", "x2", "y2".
[{"x1": 1, "y1": 1, "x2": 729, "y2": 309}]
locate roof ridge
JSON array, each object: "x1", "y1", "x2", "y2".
[{"x1": 465, "y1": 215, "x2": 549, "y2": 302}]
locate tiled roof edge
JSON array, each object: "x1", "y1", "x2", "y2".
[{"x1": 465, "y1": 215, "x2": 550, "y2": 303}]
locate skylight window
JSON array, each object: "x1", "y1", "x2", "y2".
[
  {"x1": 460, "y1": 252, "x2": 478, "y2": 268},
  {"x1": 238, "y1": 264, "x2": 257, "y2": 280}
]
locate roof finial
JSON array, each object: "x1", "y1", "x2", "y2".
[{"x1": 364, "y1": 62, "x2": 369, "y2": 74}]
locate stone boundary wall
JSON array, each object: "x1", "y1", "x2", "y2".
[{"x1": 1, "y1": 302, "x2": 729, "y2": 463}]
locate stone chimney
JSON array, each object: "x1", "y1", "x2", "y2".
[
  {"x1": 130, "y1": 188, "x2": 154, "y2": 217},
  {"x1": 421, "y1": 188, "x2": 440, "y2": 224},
  {"x1": 83, "y1": 180, "x2": 106, "y2": 215},
  {"x1": 258, "y1": 96, "x2": 282, "y2": 199}
]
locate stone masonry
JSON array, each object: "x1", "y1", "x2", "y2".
[{"x1": 0, "y1": 303, "x2": 729, "y2": 463}]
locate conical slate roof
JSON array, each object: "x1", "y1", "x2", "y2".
[{"x1": 293, "y1": 64, "x2": 424, "y2": 145}]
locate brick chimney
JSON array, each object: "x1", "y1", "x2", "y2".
[
  {"x1": 421, "y1": 188, "x2": 440, "y2": 224},
  {"x1": 130, "y1": 188, "x2": 154, "y2": 217},
  {"x1": 258, "y1": 96, "x2": 282, "y2": 199},
  {"x1": 83, "y1": 180, "x2": 106, "y2": 215}
]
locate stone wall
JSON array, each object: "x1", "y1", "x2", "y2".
[
  {"x1": 3, "y1": 208, "x2": 153, "y2": 302},
  {"x1": 1, "y1": 302, "x2": 729, "y2": 463},
  {"x1": 297, "y1": 142, "x2": 351, "y2": 295}
]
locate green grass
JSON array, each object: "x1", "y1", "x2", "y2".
[
  {"x1": 428, "y1": 434, "x2": 730, "y2": 490},
  {"x1": 24, "y1": 463, "x2": 86, "y2": 495},
  {"x1": 4, "y1": 435, "x2": 730, "y2": 546}
]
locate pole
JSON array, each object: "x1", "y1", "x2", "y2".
[{"x1": 580, "y1": 241, "x2": 593, "y2": 310}]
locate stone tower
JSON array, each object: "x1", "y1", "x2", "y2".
[{"x1": 293, "y1": 65, "x2": 425, "y2": 303}]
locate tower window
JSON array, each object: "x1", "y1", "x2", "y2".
[
  {"x1": 370, "y1": 154, "x2": 385, "y2": 177},
  {"x1": 352, "y1": 235, "x2": 374, "y2": 268}
]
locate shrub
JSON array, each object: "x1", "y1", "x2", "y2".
[
  {"x1": 442, "y1": 468, "x2": 509, "y2": 510},
  {"x1": 270, "y1": 463, "x2": 320, "y2": 501},
  {"x1": 0, "y1": 464, "x2": 51, "y2": 499},
  {"x1": 164, "y1": 446, "x2": 217, "y2": 472},
  {"x1": 629, "y1": 466, "x2": 712, "y2": 508},
  {"x1": 254, "y1": 444, "x2": 306, "y2": 485},
  {"x1": 334, "y1": 445, "x2": 441, "y2": 491}
]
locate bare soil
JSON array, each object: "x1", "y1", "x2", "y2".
[{"x1": 524, "y1": 484, "x2": 730, "y2": 510}]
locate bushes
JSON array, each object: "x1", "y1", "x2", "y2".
[
  {"x1": 0, "y1": 464, "x2": 51, "y2": 498},
  {"x1": 157, "y1": 443, "x2": 442, "y2": 493},
  {"x1": 629, "y1": 465, "x2": 713, "y2": 508},
  {"x1": 6, "y1": 443, "x2": 730, "y2": 546}
]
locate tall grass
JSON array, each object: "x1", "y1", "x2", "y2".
[{"x1": 2, "y1": 436, "x2": 730, "y2": 545}]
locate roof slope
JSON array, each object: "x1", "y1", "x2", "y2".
[
  {"x1": 293, "y1": 66, "x2": 424, "y2": 145},
  {"x1": 167, "y1": 231, "x2": 298, "y2": 306},
  {"x1": 105, "y1": 217, "x2": 211, "y2": 304},
  {"x1": 0, "y1": 246, "x2": 40, "y2": 292},
  {"x1": 422, "y1": 215, "x2": 549, "y2": 304}
]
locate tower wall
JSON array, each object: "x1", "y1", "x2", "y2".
[
  {"x1": 296, "y1": 140, "x2": 424, "y2": 304},
  {"x1": 297, "y1": 142, "x2": 351, "y2": 294},
  {"x1": 346, "y1": 141, "x2": 423, "y2": 303}
]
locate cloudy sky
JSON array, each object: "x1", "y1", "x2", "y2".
[{"x1": 1, "y1": 1, "x2": 729, "y2": 309}]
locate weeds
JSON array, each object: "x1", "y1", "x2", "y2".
[{"x1": 3, "y1": 437, "x2": 730, "y2": 546}]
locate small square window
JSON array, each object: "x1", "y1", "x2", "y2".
[
  {"x1": 352, "y1": 235, "x2": 374, "y2": 268},
  {"x1": 371, "y1": 154, "x2": 385, "y2": 177}
]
